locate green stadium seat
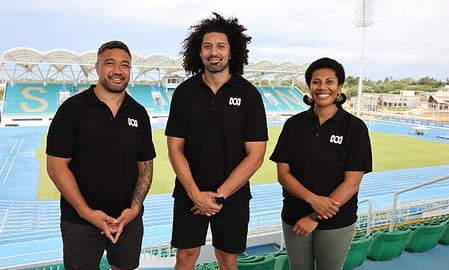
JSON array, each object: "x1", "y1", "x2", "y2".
[
  {"x1": 238, "y1": 255, "x2": 266, "y2": 263},
  {"x1": 195, "y1": 261, "x2": 219, "y2": 269},
  {"x1": 367, "y1": 229, "x2": 411, "y2": 261},
  {"x1": 343, "y1": 235, "x2": 373, "y2": 270},
  {"x1": 237, "y1": 255, "x2": 260, "y2": 262},
  {"x1": 439, "y1": 221, "x2": 449, "y2": 245},
  {"x1": 237, "y1": 255, "x2": 276, "y2": 270},
  {"x1": 272, "y1": 252, "x2": 290, "y2": 270},
  {"x1": 405, "y1": 223, "x2": 445, "y2": 252}
]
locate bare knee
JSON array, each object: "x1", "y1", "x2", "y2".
[
  {"x1": 215, "y1": 248, "x2": 237, "y2": 270},
  {"x1": 175, "y1": 247, "x2": 201, "y2": 270}
]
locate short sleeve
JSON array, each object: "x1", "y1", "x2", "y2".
[
  {"x1": 165, "y1": 87, "x2": 184, "y2": 138},
  {"x1": 269, "y1": 119, "x2": 291, "y2": 163},
  {"x1": 244, "y1": 88, "x2": 268, "y2": 142},
  {"x1": 345, "y1": 119, "x2": 372, "y2": 173},
  {"x1": 46, "y1": 101, "x2": 77, "y2": 158}
]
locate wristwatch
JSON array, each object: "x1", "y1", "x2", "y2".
[
  {"x1": 215, "y1": 197, "x2": 225, "y2": 204},
  {"x1": 309, "y1": 212, "x2": 319, "y2": 222}
]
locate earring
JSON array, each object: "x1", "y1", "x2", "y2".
[
  {"x1": 336, "y1": 93, "x2": 343, "y2": 102},
  {"x1": 335, "y1": 92, "x2": 347, "y2": 106},
  {"x1": 303, "y1": 95, "x2": 314, "y2": 106}
]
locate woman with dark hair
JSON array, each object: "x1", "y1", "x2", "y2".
[
  {"x1": 165, "y1": 13, "x2": 268, "y2": 269},
  {"x1": 270, "y1": 57, "x2": 372, "y2": 269}
]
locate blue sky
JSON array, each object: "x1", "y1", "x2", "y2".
[{"x1": 1, "y1": 0, "x2": 448, "y2": 81}]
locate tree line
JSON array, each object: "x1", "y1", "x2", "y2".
[{"x1": 290, "y1": 76, "x2": 448, "y2": 99}]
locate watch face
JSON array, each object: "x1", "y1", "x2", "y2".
[{"x1": 310, "y1": 212, "x2": 319, "y2": 221}]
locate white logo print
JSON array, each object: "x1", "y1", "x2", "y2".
[
  {"x1": 229, "y1": 97, "x2": 241, "y2": 106},
  {"x1": 330, "y1": 135, "x2": 343, "y2": 145},
  {"x1": 128, "y1": 117, "x2": 138, "y2": 128}
]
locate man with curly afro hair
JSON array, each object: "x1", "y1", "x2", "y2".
[{"x1": 165, "y1": 12, "x2": 268, "y2": 269}]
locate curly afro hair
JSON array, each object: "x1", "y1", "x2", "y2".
[{"x1": 180, "y1": 12, "x2": 251, "y2": 75}]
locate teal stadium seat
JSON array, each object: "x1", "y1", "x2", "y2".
[
  {"x1": 99, "y1": 256, "x2": 110, "y2": 270},
  {"x1": 3, "y1": 83, "x2": 171, "y2": 118},
  {"x1": 256, "y1": 86, "x2": 306, "y2": 113},
  {"x1": 24, "y1": 264, "x2": 65, "y2": 270},
  {"x1": 126, "y1": 84, "x2": 170, "y2": 113},
  {"x1": 4, "y1": 83, "x2": 88, "y2": 115}
]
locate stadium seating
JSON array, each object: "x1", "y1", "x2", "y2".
[
  {"x1": 271, "y1": 251, "x2": 290, "y2": 270},
  {"x1": 2, "y1": 83, "x2": 307, "y2": 127},
  {"x1": 2, "y1": 93, "x2": 449, "y2": 269},
  {"x1": 195, "y1": 261, "x2": 219, "y2": 270},
  {"x1": 405, "y1": 223, "x2": 446, "y2": 252},
  {"x1": 439, "y1": 221, "x2": 449, "y2": 245},
  {"x1": 343, "y1": 235, "x2": 373, "y2": 270},
  {"x1": 3, "y1": 83, "x2": 88, "y2": 115},
  {"x1": 237, "y1": 255, "x2": 276, "y2": 270},
  {"x1": 193, "y1": 250, "x2": 290, "y2": 270},
  {"x1": 367, "y1": 229, "x2": 411, "y2": 261},
  {"x1": 256, "y1": 86, "x2": 306, "y2": 113},
  {"x1": 127, "y1": 84, "x2": 170, "y2": 113}
]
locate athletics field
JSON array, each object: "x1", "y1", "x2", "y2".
[{"x1": 36, "y1": 122, "x2": 449, "y2": 200}]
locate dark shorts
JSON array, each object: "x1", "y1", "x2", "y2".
[
  {"x1": 61, "y1": 211, "x2": 143, "y2": 270},
  {"x1": 171, "y1": 198, "x2": 250, "y2": 254}
]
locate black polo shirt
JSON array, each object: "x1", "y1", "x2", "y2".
[
  {"x1": 270, "y1": 107, "x2": 372, "y2": 229},
  {"x1": 46, "y1": 85, "x2": 156, "y2": 224},
  {"x1": 165, "y1": 74, "x2": 268, "y2": 203}
]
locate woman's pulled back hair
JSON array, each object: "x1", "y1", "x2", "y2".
[
  {"x1": 303, "y1": 57, "x2": 347, "y2": 107},
  {"x1": 181, "y1": 12, "x2": 251, "y2": 75},
  {"x1": 304, "y1": 57, "x2": 345, "y2": 88}
]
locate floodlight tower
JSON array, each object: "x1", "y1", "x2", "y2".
[{"x1": 355, "y1": 0, "x2": 373, "y2": 117}]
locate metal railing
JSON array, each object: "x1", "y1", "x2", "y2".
[{"x1": 389, "y1": 174, "x2": 449, "y2": 231}]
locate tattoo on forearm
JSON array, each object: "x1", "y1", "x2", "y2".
[{"x1": 133, "y1": 160, "x2": 153, "y2": 206}]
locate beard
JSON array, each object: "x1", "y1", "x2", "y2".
[
  {"x1": 203, "y1": 56, "x2": 230, "y2": 73},
  {"x1": 99, "y1": 76, "x2": 129, "y2": 93}
]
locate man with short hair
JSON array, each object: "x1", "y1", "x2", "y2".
[{"x1": 46, "y1": 40, "x2": 156, "y2": 270}]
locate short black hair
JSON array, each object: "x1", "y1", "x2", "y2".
[
  {"x1": 305, "y1": 57, "x2": 345, "y2": 87},
  {"x1": 97, "y1": 40, "x2": 131, "y2": 60}
]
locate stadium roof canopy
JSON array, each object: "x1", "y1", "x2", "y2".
[{"x1": 0, "y1": 47, "x2": 309, "y2": 86}]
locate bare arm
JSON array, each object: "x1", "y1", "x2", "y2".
[
  {"x1": 130, "y1": 160, "x2": 154, "y2": 212},
  {"x1": 328, "y1": 171, "x2": 364, "y2": 207},
  {"x1": 217, "y1": 141, "x2": 267, "y2": 199},
  {"x1": 46, "y1": 155, "x2": 90, "y2": 217},
  {"x1": 46, "y1": 154, "x2": 118, "y2": 242},
  {"x1": 276, "y1": 162, "x2": 340, "y2": 218},
  {"x1": 167, "y1": 136, "x2": 223, "y2": 216},
  {"x1": 113, "y1": 159, "x2": 154, "y2": 241},
  {"x1": 167, "y1": 136, "x2": 200, "y2": 199}
]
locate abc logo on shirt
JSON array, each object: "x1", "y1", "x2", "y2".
[
  {"x1": 228, "y1": 97, "x2": 241, "y2": 106},
  {"x1": 128, "y1": 117, "x2": 138, "y2": 128},
  {"x1": 329, "y1": 135, "x2": 343, "y2": 145}
]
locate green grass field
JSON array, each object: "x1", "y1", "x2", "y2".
[{"x1": 37, "y1": 126, "x2": 449, "y2": 200}]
